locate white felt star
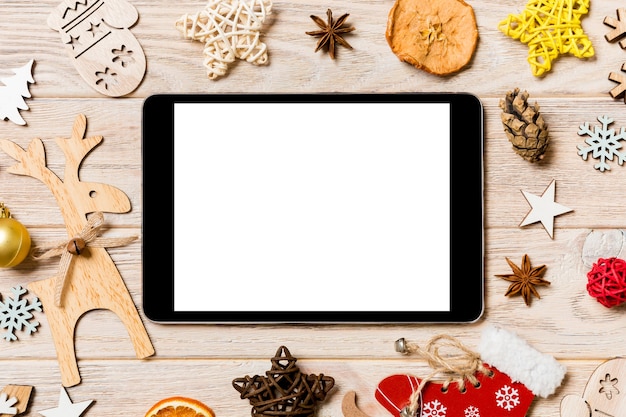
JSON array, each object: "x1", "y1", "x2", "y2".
[
  {"x1": 38, "y1": 387, "x2": 93, "y2": 417},
  {"x1": 520, "y1": 179, "x2": 573, "y2": 239}
]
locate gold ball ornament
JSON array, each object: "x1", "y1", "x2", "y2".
[{"x1": 0, "y1": 203, "x2": 31, "y2": 267}]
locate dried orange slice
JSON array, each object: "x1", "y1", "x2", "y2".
[
  {"x1": 386, "y1": 0, "x2": 478, "y2": 75},
  {"x1": 145, "y1": 396, "x2": 215, "y2": 417}
]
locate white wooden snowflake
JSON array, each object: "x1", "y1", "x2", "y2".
[
  {"x1": 0, "y1": 392, "x2": 18, "y2": 415},
  {"x1": 577, "y1": 115, "x2": 626, "y2": 172},
  {"x1": 0, "y1": 286, "x2": 42, "y2": 341}
]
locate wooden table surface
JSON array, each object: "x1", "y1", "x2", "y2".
[{"x1": 2, "y1": 0, "x2": 626, "y2": 416}]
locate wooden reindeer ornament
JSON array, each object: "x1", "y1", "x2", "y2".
[{"x1": 0, "y1": 114, "x2": 154, "y2": 387}]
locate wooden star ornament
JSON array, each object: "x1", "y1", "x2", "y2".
[
  {"x1": 233, "y1": 346, "x2": 335, "y2": 417},
  {"x1": 498, "y1": 0, "x2": 594, "y2": 76},
  {"x1": 175, "y1": 0, "x2": 273, "y2": 80},
  {"x1": 520, "y1": 179, "x2": 573, "y2": 239}
]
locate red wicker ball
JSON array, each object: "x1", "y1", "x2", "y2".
[{"x1": 586, "y1": 257, "x2": 626, "y2": 308}]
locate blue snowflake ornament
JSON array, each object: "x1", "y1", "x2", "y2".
[
  {"x1": 0, "y1": 285, "x2": 42, "y2": 341},
  {"x1": 577, "y1": 115, "x2": 626, "y2": 172}
]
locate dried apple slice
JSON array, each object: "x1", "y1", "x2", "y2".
[{"x1": 386, "y1": 0, "x2": 478, "y2": 75}]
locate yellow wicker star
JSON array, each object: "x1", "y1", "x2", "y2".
[
  {"x1": 499, "y1": 0, "x2": 594, "y2": 77},
  {"x1": 175, "y1": 0, "x2": 272, "y2": 80}
]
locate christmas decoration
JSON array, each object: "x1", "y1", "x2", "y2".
[
  {"x1": 500, "y1": 88, "x2": 549, "y2": 162},
  {"x1": 145, "y1": 396, "x2": 215, "y2": 417},
  {"x1": 608, "y1": 64, "x2": 626, "y2": 103},
  {"x1": 175, "y1": 0, "x2": 272, "y2": 80},
  {"x1": 341, "y1": 391, "x2": 371, "y2": 417},
  {"x1": 0, "y1": 392, "x2": 18, "y2": 415},
  {"x1": 306, "y1": 9, "x2": 355, "y2": 59},
  {"x1": 0, "y1": 286, "x2": 41, "y2": 342},
  {"x1": 0, "y1": 114, "x2": 154, "y2": 387},
  {"x1": 498, "y1": 0, "x2": 594, "y2": 77},
  {"x1": 0, "y1": 60, "x2": 35, "y2": 126},
  {"x1": 385, "y1": 0, "x2": 478, "y2": 75},
  {"x1": 577, "y1": 115, "x2": 626, "y2": 172},
  {"x1": 38, "y1": 386, "x2": 92, "y2": 417},
  {"x1": 561, "y1": 358, "x2": 626, "y2": 417},
  {"x1": 496, "y1": 254, "x2": 550, "y2": 306},
  {"x1": 47, "y1": 0, "x2": 146, "y2": 97},
  {"x1": 0, "y1": 203, "x2": 31, "y2": 268},
  {"x1": 0, "y1": 385, "x2": 33, "y2": 417},
  {"x1": 375, "y1": 326, "x2": 566, "y2": 417},
  {"x1": 585, "y1": 257, "x2": 626, "y2": 308},
  {"x1": 604, "y1": 8, "x2": 626, "y2": 49},
  {"x1": 520, "y1": 180, "x2": 573, "y2": 239},
  {"x1": 233, "y1": 345, "x2": 335, "y2": 417}
]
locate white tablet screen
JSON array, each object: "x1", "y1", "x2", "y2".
[{"x1": 173, "y1": 102, "x2": 450, "y2": 312}]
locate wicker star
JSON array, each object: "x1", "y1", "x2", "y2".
[
  {"x1": 233, "y1": 346, "x2": 335, "y2": 417},
  {"x1": 175, "y1": 0, "x2": 272, "y2": 80},
  {"x1": 498, "y1": 0, "x2": 594, "y2": 77}
]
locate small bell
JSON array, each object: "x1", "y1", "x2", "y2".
[{"x1": 0, "y1": 203, "x2": 31, "y2": 267}]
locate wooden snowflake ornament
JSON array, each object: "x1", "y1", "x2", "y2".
[
  {"x1": 176, "y1": 0, "x2": 272, "y2": 80},
  {"x1": 609, "y1": 63, "x2": 626, "y2": 103},
  {"x1": 47, "y1": 0, "x2": 146, "y2": 97},
  {"x1": 604, "y1": 9, "x2": 626, "y2": 49},
  {"x1": 0, "y1": 114, "x2": 154, "y2": 387},
  {"x1": 0, "y1": 60, "x2": 35, "y2": 126},
  {"x1": 499, "y1": 0, "x2": 594, "y2": 76}
]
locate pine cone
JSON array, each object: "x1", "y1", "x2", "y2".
[{"x1": 500, "y1": 88, "x2": 549, "y2": 162}]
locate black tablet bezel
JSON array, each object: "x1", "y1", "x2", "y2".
[{"x1": 142, "y1": 93, "x2": 484, "y2": 323}]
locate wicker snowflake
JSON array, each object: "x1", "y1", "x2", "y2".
[
  {"x1": 175, "y1": 0, "x2": 272, "y2": 80},
  {"x1": 498, "y1": 0, "x2": 594, "y2": 76},
  {"x1": 0, "y1": 286, "x2": 42, "y2": 341},
  {"x1": 577, "y1": 115, "x2": 626, "y2": 172}
]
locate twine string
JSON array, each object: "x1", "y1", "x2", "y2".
[
  {"x1": 31, "y1": 212, "x2": 138, "y2": 307},
  {"x1": 396, "y1": 335, "x2": 491, "y2": 417}
]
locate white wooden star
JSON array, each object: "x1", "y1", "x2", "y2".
[
  {"x1": 520, "y1": 179, "x2": 573, "y2": 239},
  {"x1": 38, "y1": 387, "x2": 93, "y2": 417}
]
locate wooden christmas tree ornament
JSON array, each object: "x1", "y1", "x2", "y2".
[
  {"x1": 47, "y1": 0, "x2": 146, "y2": 97},
  {"x1": 561, "y1": 358, "x2": 626, "y2": 417},
  {"x1": 0, "y1": 60, "x2": 35, "y2": 126},
  {"x1": 0, "y1": 114, "x2": 154, "y2": 387}
]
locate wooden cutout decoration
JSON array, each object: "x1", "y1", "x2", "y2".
[
  {"x1": 609, "y1": 63, "x2": 626, "y2": 103},
  {"x1": 560, "y1": 358, "x2": 626, "y2": 417},
  {"x1": 341, "y1": 391, "x2": 371, "y2": 417},
  {"x1": 38, "y1": 386, "x2": 92, "y2": 417},
  {"x1": 0, "y1": 114, "x2": 154, "y2": 387},
  {"x1": 175, "y1": 0, "x2": 272, "y2": 80},
  {"x1": 0, "y1": 385, "x2": 33, "y2": 417},
  {"x1": 0, "y1": 60, "x2": 35, "y2": 126},
  {"x1": 520, "y1": 180, "x2": 573, "y2": 239},
  {"x1": 604, "y1": 9, "x2": 626, "y2": 49},
  {"x1": 47, "y1": 0, "x2": 146, "y2": 97}
]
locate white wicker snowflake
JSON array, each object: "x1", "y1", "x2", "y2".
[
  {"x1": 495, "y1": 385, "x2": 520, "y2": 411},
  {"x1": 0, "y1": 286, "x2": 42, "y2": 341},
  {"x1": 422, "y1": 399, "x2": 447, "y2": 417},
  {"x1": 577, "y1": 115, "x2": 626, "y2": 172},
  {"x1": 464, "y1": 405, "x2": 480, "y2": 417}
]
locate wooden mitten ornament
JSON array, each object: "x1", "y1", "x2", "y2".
[
  {"x1": 561, "y1": 358, "x2": 626, "y2": 417},
  {"x1": 0, "y1": 114, "x2": 154, "y2": 387},
  {"x1": 47, "y1": 0, "x2": 146, "y2": 97},
  {"x1": 375, "y1": 325, "x2": 565, "y2": 417}
]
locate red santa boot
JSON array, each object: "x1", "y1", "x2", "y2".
[{"x1": 375, "y1": 325, "x2": 566, "y2": 417}]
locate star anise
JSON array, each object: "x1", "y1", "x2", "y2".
[
  {"x1": 306, "y1": 9, "x2": 355, "y2": 59},
  {"x1": 496, "y1": 254, "x2": 550, "y2": 306}
]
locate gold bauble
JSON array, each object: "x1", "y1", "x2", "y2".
[{"x1": 0, "y1": 203, "x2": 31, "y2": 268}]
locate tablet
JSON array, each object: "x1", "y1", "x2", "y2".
[{"x1": 142, "y1": 93, "x2": 484, "y2": 323}]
